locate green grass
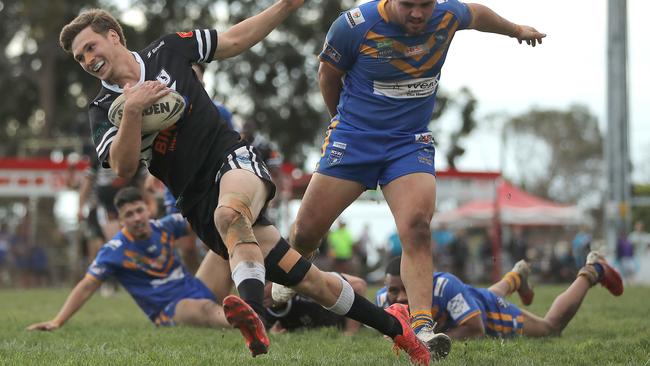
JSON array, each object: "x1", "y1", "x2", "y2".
[{"x1": 1, "y1": 285, "x2": 649, "y2": 365}]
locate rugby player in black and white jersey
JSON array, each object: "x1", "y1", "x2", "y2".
[{"x1": 58, "y1": 5, "x2": 431, "y2": 364}]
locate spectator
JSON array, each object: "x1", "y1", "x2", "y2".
[
  {"x1": 572, "y1": 227, "x2": 592, "y2": 271},
  {"x1": 328, "y1": 220, "x2": 356, "y2": 274},
  {"x1": 386, "y1": 230, "x2": 402, "y2": 259},
  {"x1": 354, "y1": 223, "x2": 371, "y2": 276},
  {"x1": 628, "y1": 221, "x2": 650, "y2": 275},
  {"x1": 449, "y1": 229, "x2": 468, "y2": 282},
  {"x1": 508, "y1": 225, "x2": 528, "y2": 262},
  {"x1": 617, "y1": 232, "x2": 636, "y2": 282}
]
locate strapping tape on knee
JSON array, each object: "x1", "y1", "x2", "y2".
[
  {"x1": 324, "y1": 272, "x2": 354, "y2": 315},
  {"x1": 218, "y1": 193, "x2": 257, "y2": 252}
]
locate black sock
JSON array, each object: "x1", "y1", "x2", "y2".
[
  {"x1": 345, "y1": 293, "x2": 403, "y2": 339},
  {"x1": 236, "y1": 278, "x2": 266, "y2": 320}
]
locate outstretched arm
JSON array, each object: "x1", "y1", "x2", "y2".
[
  {"x1": 467, "y1": 3, "x2": 546, "y2": 47},
  {"x1": 215, "y1": 0, "x2": 304, "y2": 60},
  {"x1": 26, "y1": 276, "x2": 101, "y2": 331}
]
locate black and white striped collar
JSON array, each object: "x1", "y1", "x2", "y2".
[{"x1": 101, "y1": 51, "x2": 145, "y2": 93}]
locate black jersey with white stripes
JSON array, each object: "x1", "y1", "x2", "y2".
[{"x1": 88, "y1": 29, "x2": 240, "y2": 215}]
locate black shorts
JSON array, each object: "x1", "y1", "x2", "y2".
[{"x1": 186, "y1": 143, "x2": 276, "y2": 259}]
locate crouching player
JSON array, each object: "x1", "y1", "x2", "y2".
[
  {"x1": 27, "y1": 188, "x2": 231, "y2": 331},
  {"x1": 377, "y1": 255, "x2": 623, "y2": 339}
]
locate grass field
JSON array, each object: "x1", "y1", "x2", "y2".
[{"x1": 1, "y1": 285, "x2": 649, "y2": 365}]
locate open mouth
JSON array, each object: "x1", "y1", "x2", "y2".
[{"x1": 92, "y1": 60, "x2": 105, "y2": 73}]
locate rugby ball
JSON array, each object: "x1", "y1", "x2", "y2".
[{"x1": 108, "y1": 90, "x2": 186, "y2": 134}]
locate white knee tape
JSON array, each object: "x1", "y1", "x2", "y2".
[
  {"x1": 325, "y1": 273, "x2": 355, "y2": 315},
  {"x1": 231, "y1": 261, "x2": 265, "y2": 287}
]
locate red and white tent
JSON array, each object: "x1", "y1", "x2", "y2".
[{"x1": 434, "y1": 180, "x2": 585, "y2": 227}]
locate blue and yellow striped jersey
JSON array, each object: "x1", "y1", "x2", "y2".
[
  {"x1": 319, "y1": 0, "x2": 472, "y2": 133},
  {"x1": 86, "y1": 214, "x2": 193, "y2": 321}
]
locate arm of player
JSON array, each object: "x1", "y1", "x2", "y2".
[
  {"x1": 26, "y1": 275, "x2": 102, "y2": 331},
  {"x1": 443, "y1": 312, "x2": 486, "y2": 340},
  {"x1": 77, "y1": 174, "x2": 93, "y2": 222},
  {"x1": 214, "y1": 0, "x2": 304, "y2": 60},
  {"x1": 466, "y1": 3, "x2": 546, "y2": 46},
  {"x1": 109, "y1": 81, "x2": 170, "y2": 178},
  {"x1": 318, "y1": 62, "x2": 345, "y2": 118}
]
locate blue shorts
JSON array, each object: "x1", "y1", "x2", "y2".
[
  {"x1": 316, "y1": 122, "x2": 436, "y2": 189},
  {"x1": 153, "y1": 278, "x2": 216, "y2": 326},
  {"x1": 472, "y1": 288, "x2": 524, "y2": 337}
]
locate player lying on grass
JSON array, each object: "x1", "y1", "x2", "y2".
[
  {"x1": 27, "y1": 187, "x2": 234, "y2": 331},
  {"x1": 264, "y1": 274, "x2": 367, "y2": 335},
  {"x1": 376, "y1": 254, "x2": 623, "y2": 339}
]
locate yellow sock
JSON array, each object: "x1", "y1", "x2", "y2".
[
  {"x1": 410, "y1": 310, "x2": 433, "y2": 333},
  {"x1": 502, "y1": 271, "x2": 521, "y2": 295}
]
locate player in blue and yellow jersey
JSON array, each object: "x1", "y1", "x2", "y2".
[
  {"x1": 58, "y1": 6, "x2": 432, "y2": 364},
  {"x1": 27, "y1": 187, "x2": 231, "y2": 331},
  {"x1": 279, "y1": 0, "x2": 546, "y2": 358},
  {"x1": 376, "y1": 255, "x2": 623, "y2": 339}
]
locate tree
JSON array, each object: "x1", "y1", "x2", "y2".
[
  {"x1": 443, "y1": 87, "x2": 476, "y2": 170},
  {"x1": 2, "y1": 0, "x2": 468, "y2": 166},
  {"x1": 503, "y1": 104, "x2": 604, "y2": 205},
  {"x1": 1, "y1": 0, "x2": 109, "y2": 156}
]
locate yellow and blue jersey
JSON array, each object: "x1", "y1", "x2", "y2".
[
  {"x1": 86, "y1": 214, "x2": 215, "y2": 324},
  {"x1": 319, "y1": 0, "x2": 472, "y2": 133},
  {"x1": 376, "y1": 272, "x2": 523, "y2": 337}
]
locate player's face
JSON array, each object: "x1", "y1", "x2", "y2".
[
  {"x1": 71, "y1": 27, "x2": 120, "y2": 81},
  {"x1": 388, "y1": 0, "x2": 436, "y2": 35},
  {"x1": 385, "y1": 274, "x2": 409, "y2": 305},
  {"x1": 118, "y1": 201, "x2": 152, "y2": 240}
]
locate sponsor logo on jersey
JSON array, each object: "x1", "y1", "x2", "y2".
[
  {"x1": 323, "y1": 42, "x2": 342, "y2": 62},
  {"x1": 106, "y1": 239, "x2": 122, "y2": 250},
  {"x1": 448, "y1": 293, "x2": 470, "y2": 320},
  {"x1": 415, "y1": 132, "x2": 435, "y2": 145},
  {"x1": 96, "y1": 93, "x2": 112, "y2": 104},
  {"x1": 176, "y1": 31, "x2": 194, "y2": 38},
  {"x1": 147, "y1": 40, "x2": 166, "y2": 58},
  {"x1": 151, "y1": 266, "x2": 185, "y2": 288},
  {"x1": 434, "y1": 29, "x2": 449, "y2": 45},
  {"x1": 328, "y1": 149, "x2": 345, "y2": 166},
  {"x1": 405, "y1": 44, "x2": 429, "y2": 57},
  {"x1": 373, "y1": 74, "x2": 440, "y2": 99},
  {"x1": 437, "y1": 0, "x2": 448, "y2": 3},
  {"x1": 89, "y1": 262, "x2": 105, "y2": 276},
  {"x1": 154, "y1": 125, "x2": 177, "y2": 154},
  {"x1": 345, "y1": 8, "x2": 366, "y2": 27},
  {"x1": 156, "y1": 69, "x2": 172, "y2": 85},
  {"x1": 333, "y1": 141, "x2": 347, "y2": 149},
  {"x1": 496, "y1": 296, "x2": 510, "y2": 309},
  {"x1": 434, "y1": 277, "x2": 448, "y2": 297},
  {"x1": 376, "y1": 40, "x2": 395, "y2": 60}
]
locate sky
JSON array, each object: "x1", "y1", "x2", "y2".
[{"x1": 435, "y1": 0, "x2": 650, "y2": 182}]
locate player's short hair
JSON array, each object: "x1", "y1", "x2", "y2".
[
  {"x1": 59, "y1": 9, "x2": 126, "y2": 54},
  {"x1": 114, "y1": 187, "x2": 144, "y2": 210},
  {"x1": 386, "y1": 256, "x2": 401, "y2": 276}
]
